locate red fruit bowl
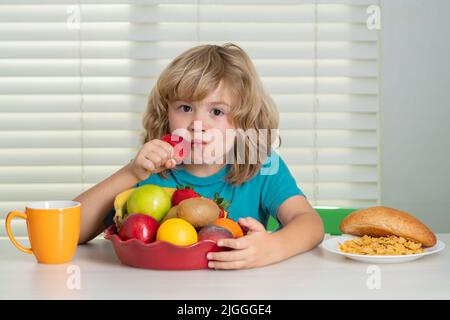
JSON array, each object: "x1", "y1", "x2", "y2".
[{"x1": 104, "y1": 225, "x2": 228, "y2": 270}]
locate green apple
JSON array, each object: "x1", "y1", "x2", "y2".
[{"x1": 126, "y1": 185, "x2": 171, "y2": 222}]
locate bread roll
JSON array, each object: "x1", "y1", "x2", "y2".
[{"x1": 339, "y1": 206, "x2": 436, "y2": 247}]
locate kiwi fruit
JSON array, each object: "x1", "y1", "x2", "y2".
[{"x1": 177, "y1": 198, "x2": 221, "y2": 228}]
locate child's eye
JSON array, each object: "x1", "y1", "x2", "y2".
[
  {"x1": 179, "y1": 105, "x2": 192, "y2": 112},
  {"x1": 211, "y1": 108, "x2": 224, "y2": 116}
]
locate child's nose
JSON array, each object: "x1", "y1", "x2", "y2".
[
  {"x1": 188, "y1": 121, "x2": 208, "y2": 135},
  {"x1": 190, "y1": 112, "x2": 211, "y2": 130}
]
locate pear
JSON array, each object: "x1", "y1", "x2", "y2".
[{"x1": 161, "y1": 205, "x2": 179, "y2": 223}]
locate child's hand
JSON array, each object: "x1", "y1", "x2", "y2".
[
  {"x1": 129, "y1": 139, "x2": 177, "y2": 181},
  {"x1": 206, "y1": 217, "x2": 279, "y2": 270}
]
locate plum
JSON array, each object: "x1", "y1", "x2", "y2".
[{"x1": 198, "y1": 225, "x2": 233, "y2": 242}]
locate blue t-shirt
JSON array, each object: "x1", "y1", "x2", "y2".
[{"x1": 104, "y1": 152, "x2": 304, "y2": 229}]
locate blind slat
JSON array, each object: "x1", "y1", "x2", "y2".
[
  {"x1": 0, "y1": 77, "x2": 378, "y2": 95},
  {"x1": 0, "y1": 41, "x2": 378, "y2": 59},
  {"x1": 0, "y1": 112, "x2": 377, "y2": 130},
  {"x1": 0, "y1": 4, "x2": 373, "y2": 24},
  {"x1": 0, "y1": 1, "x2": 380, "y2": 6},
  {"x1": 0, "y1": 129, "x2": 377, "y2": 148},
  {"x1": 0, "y1": 59, "x2": 378, "y2": 77},
  {"x1": 0, "y1": 23, "x2": 377, "y2": 42},
  {"x1": 0, "y1": 165, "x2": 377, "y2": 184},
  {"x1": 0, "y1": 94, "x2": 379, "y2": 113},
  {"x1": 0, "y1": 147, "x2": 377, "y2": 166}
]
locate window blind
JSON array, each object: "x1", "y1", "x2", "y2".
[{"x1": 0, "y1": 0, "x2": 380, "y2": 235}]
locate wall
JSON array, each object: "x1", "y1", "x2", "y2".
[{"x1": 380, "y1": 0, "x2": 450, "y2": 232}]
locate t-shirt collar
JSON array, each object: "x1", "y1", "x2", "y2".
[{"x1": 171, "y1": 164, "x2": 230, "y2": 186}]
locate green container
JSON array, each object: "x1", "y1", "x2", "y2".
[
  {"x1": 266, "y1": 215, "x2": 281, "y2": 232},
  {"x1": 315, "y1": 207, "x2": 358, "y2": 235},
  {"x1": 266, "y1": 207, "x2": 359, "y2": 235}
]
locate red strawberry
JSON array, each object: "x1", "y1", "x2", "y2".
[
  {"x1": 171, "y1": 184, "x2": 201, "y2": 206},
  {"x1": 161, "y1": 134, "x2": 191, "y2": 163},
  {"x1": 213, "y1": 192, "x2": 231, "y2": 219}
]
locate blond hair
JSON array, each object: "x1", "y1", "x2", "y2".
[{"x1": 141, "y1": 43, "x2": 279, "y2": 185}]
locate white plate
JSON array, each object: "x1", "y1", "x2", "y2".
[{"x1": 321, "y1": 235, "x2": 445, "y2": 264}]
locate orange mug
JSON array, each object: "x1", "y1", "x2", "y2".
[{"x1": 5, "y1": 201, "x2": 81, "y2": 264}]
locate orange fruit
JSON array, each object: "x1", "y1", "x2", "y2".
[
  {"x1": 156, "y1": 218, "x2": 198, "y2": 246},
  {"x1": 213, "y1": 218, "x2": 244, "y2": 238}
]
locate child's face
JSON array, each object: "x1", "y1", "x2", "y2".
[{"x1": 168, "y1": 81, "x2": 236, "y2": 164}]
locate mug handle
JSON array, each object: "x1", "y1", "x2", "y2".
[{"x1": 5, "y1": 211, "x2": 33, "y2": 254}]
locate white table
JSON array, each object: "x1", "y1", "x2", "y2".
[{"x1": 1, "y1": 234, "x2": 449, "y2": 300}]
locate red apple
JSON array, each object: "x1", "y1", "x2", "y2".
[
  {"x1": 198, "y1": 225, "x2": 233, "y2": 242},
  {"x1": 118, "y1": 214, "x2": 159, "y2": 243}
]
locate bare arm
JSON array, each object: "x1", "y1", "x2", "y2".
[
  {"x1": 271, "y1": 195, "x2": 325, "y2": 261},
  {"x1": 74, "y1": 163, "x2": 139, "y2": 244}
]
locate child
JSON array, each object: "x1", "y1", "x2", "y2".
[{"x1": 74, "y1": 43, "x2": 324, "y2": 269}]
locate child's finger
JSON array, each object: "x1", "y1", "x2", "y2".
[
  {"x1": 208, "y1": 260, "x2": 247, "y2": 270},
  {"x1": 144, "y1": 159, "x2": 155, "y2": 172},
  {"x1": 146, "y1": 151, "x2": 164, "y2": 168},
  {"x1": 206, "y1": 249, "x2": 247, "y2": 262},
  {"x1": 164, "y1": 159, "x2": 171, "y2": 169},
  {"x1": 153, "y1": 139, "x2": 174, "y2": 158},
  {"x1": 238, "y1": 217, "x2": 266, "y2": 233},
  {"x1": 164, "y1": 159, "x2": 176, "y2": 169},
  {"x1": 217, "y1": 238, "x2": 248, "y2": 250},
  {"x1": 142, "y1": 143, "x2": 172, "y2": 164},
  {"x1": 153, "y1": 144, "x2": 174, "y2": 162}
]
